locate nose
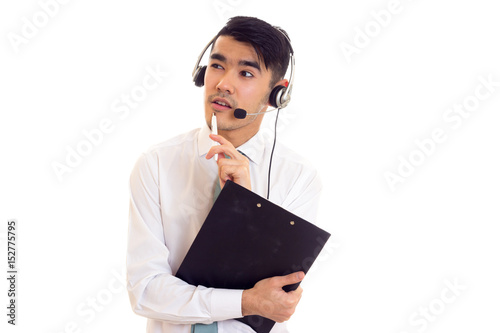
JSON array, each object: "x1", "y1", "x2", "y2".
[{"x1": 216, "y1": 73, "x2": 235, "y2": 95}]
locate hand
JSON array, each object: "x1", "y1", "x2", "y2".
[
  {"x1": 241, "y1": 272, "x2": 305, "y2": 323},
  {"x1": 206, "y1": 134, "x2": 252, "y2": 191}
]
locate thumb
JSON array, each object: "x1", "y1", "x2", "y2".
[{"x1": 276, "y1": 271, "x2": 305, "y2": 287}]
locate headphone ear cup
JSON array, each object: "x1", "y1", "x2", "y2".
[
  {"x1": 269, "y1": 85, "x2": 286, "y2": 108},
  {"x1": 193, "y1": 66, "x2": 207, "y2": 87}
]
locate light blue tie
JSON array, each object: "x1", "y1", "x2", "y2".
[
  {"x1": 191, "y1": 322, "x2": 218, "y2": 333},
  {"x1": 190, "y1": 178, "x2": 221, "y2": 333},
  {"x1": 213, "y1": 178, "x2": 222, "y2": 200}
]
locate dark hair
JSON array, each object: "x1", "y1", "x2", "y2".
[{"x1": 214, "y1": 16, "x2": 292, "y2": 87}]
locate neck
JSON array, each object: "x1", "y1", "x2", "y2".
[{"x1": 219, "y1": 126, "x2": 259, "y2": 148}]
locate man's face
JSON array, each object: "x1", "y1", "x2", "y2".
[{"x1": 204, "y1": 35, "x2": 275, "y2": 136}]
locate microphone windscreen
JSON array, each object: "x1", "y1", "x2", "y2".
[{"x1": 234, "y1": 108, "x2": 247, "y2": 119}]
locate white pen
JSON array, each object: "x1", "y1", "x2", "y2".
[{"x1": 211, "y1": 112, "x2": 219, "y2": 161}]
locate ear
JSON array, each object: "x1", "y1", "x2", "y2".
[
  {"x1": 274, "y1": 78, "x2": 289, "y2": 88},
  {"x1": 267, "y1": 79, "x2": 289, "y2": 106}
]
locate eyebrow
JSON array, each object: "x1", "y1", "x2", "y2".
[{"x1": 210, "y1": 52, "x2": 261, "y2": 73}]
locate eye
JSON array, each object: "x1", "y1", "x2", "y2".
[
  {"x1": 211, "y1": 63, "x2": 223, "y2": 70},
  {"x1": 240, "y1": 70, "x2": 254, "y2": 78}
]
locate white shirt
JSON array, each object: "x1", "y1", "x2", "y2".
[{"x1": 127, "y1": 124, "x2": 322, "y2": 333}]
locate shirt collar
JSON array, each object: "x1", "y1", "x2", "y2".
[{"x1": 197, "y1": 123, "x2": 265, "y2": 165}]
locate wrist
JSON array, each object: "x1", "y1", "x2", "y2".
[{"x1": 241, "y1": 289, "x2": 256, "y2": 317}]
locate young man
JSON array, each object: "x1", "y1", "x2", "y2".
[{"x1": 127, "y1": 16, "x2": 322, "y2": 333}]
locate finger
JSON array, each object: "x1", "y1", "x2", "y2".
[
  {"x1": 209, "y1": 133, "x2": 231, "y2": 146},
  {"x1": 207, "y1": 144, "x2": 245, "y2": 161},
  {"x1": 218, "y1": 163, "x2": 252, "y2": 190},
  {"x1": 291, "y1": 286, "x2": 303, "y2": 298},
  {"x1": 219, "y1": 163, "x2": 247, "y2": 182},
  {"x1": 206, "y1": 134, "x2": 231, "y2": 160},
  {"x1": 217, "y1": 157, "x2": 249, "y2": 168},
  {"x1": 274, "y1": 271, "x2": 305, "y2": 288},
  {"x1": 208, "y1": 134, "x2": 247, "y2": 160},
  {"x1": 206, "y1": 146, "x2": 225, "y2": 160}
]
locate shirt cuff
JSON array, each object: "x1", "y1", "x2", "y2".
[{"x1": 211, "y1": 288, "x2": 243, "y2": 321}]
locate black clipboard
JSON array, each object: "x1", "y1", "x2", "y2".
[{"x1": 176, "y1": 180, "x2": 331, "y2": 333}]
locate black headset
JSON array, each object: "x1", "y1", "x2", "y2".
[{"x1": 192, "y1": 28, "x2": 295, "y2": 109}]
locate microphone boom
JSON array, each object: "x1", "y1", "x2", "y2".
[{"x1": 233, "y1": 108, "x2": 277, "y2": 119}]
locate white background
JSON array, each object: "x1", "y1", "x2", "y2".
[{"x1": 1, "y1": 0, "x2": 499, "y2": 332}]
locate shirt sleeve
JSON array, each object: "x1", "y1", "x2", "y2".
[{"x1": 126, "y1": 152, "x2": 243, "y2": 324}]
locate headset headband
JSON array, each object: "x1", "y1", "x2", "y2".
[{"x1": 192, "y1": 27, "x2": 295, "y2": 109}]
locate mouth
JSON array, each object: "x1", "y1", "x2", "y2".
[{"x1": 211, "y1": 97, "x2": 233, "y2": 111}]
